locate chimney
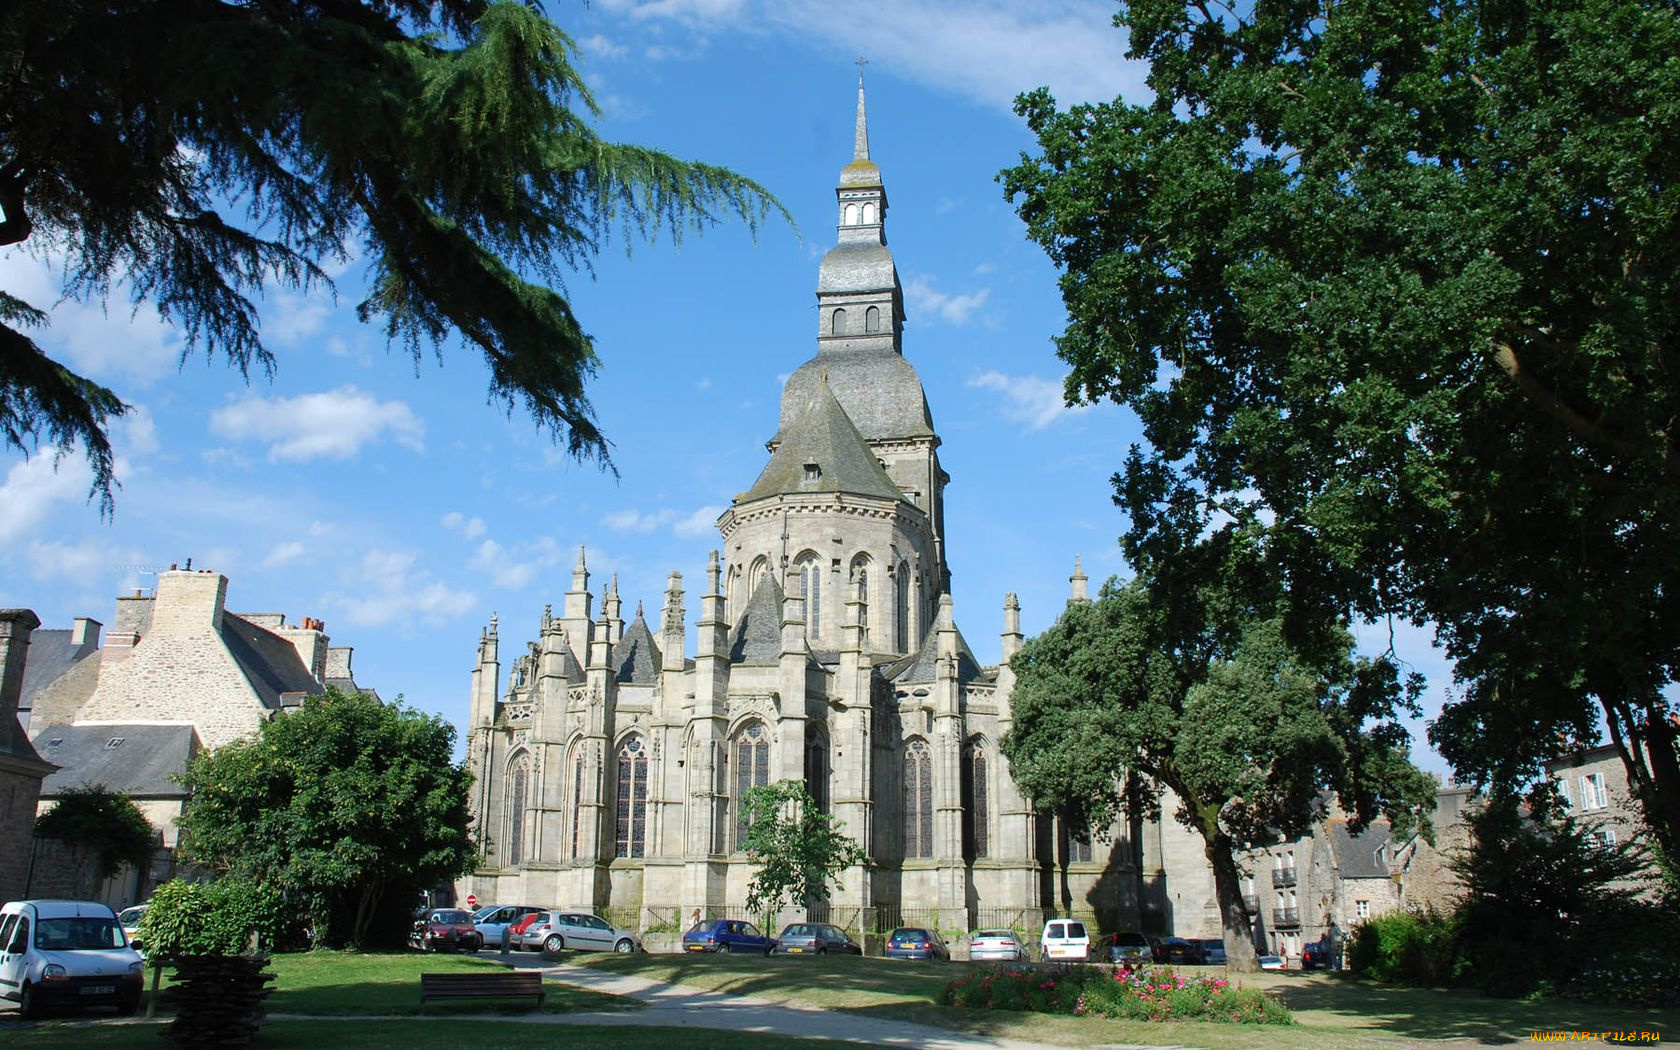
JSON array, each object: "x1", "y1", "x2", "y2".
[{"x1": 150, "y1": 570, "x2": 229, "y2": 633}]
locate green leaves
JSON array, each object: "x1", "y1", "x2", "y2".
[
  {"x1": 738, "y1": 780, "x2": 867, "y2": 920},
  {"x1": 0, "y1": 1, "x2": 787, "y2": 506},
  {"x1": 34, "y1": 784, "x2": 157, "y2": 881},
  {"x1": 1003, "y1": 0, "x2": 1680, "y2": 862},
  {"x1": 176, "y1": 687, "x2": 476, "y2": 948}
]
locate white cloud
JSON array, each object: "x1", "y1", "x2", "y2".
[
  {"x1": 208, "y1": 385, "x2": 424, "y2": 462},
  {"x1": 0, "y1": 453, "x2": 96, "y2": 545},
  {"x1": 470, "y1": 539, "x2": 538, "y2": 590},
  {"x1": 324, "y1": 549, "x2": 476, "y2": 627},
  {"x1": 24, "y1": 538, "x2": 137, "y2": 585},
  {"x1": 602, "y1": 508, "x2": 674, "y2": 533},
  {"x1": 968, "y1": 371, "x2": 1092, "y2": 431},
  {"x1": 441, "y1": 512, "x2": 488, "y2": 540},
  {"x1": 578, "y1": 33, "x2": 629, "y2": 60},
  {"x1": 261, "y1": 287, "x2": 334, "y2": 347},
  {"x1": 905, "y1": 276, "x2": 991, "y2": 326},
  {"x1": 596, "y1": 1, "x2": 1146, "y2": 110},
  {"x1": 0, "y1": 249, "x2": 183, "y2": 387},
  {"x1": 673, "y1": 505, "x2": 724, "y2": 537},
  {"x1": 263, "y1": 540, "x2": 306, "y2": 568}
]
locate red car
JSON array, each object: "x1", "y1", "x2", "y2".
[{"x1": 410, "y1": 908, "x2": 482, "y2": 952}]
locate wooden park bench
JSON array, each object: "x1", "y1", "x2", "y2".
[{"x1": 418, "y1": 970, "x2": 546, "y2": 1014}]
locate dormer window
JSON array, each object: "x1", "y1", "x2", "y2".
[{"x1": 803, "y1": 462, "x2": 822, "y2": 482}]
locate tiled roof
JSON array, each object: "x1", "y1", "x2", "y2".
[
  {"x1": 728, "y1": 575, "x2": 786, "y2": 665},
  {"x1": 886, "y1": 608, "x2": 986, "y2": 685},
  {"x1": 1329, "y1": 820, "x2": 1393, "y2": 880},
  {"x1": 221, "y1": 613, "x2": 324, "y2": 709},
  {"x1": 36, "y1": 724, "x2": 196, "y2": 798},
  {"x1": 744, "y1": 380, "x2": 904, "y2": 503},
  {"x1": 776, "y1": 348, "x2": 935, "y2": 445},
  {"x1": 614, "y1": 614, "x2": 663, "y2": 685},
  {"x1": 20, "y1": 629, "x2": 97, "y2": 707}
]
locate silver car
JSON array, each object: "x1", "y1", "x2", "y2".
[
  {"x1": 518, "y1": 911, "x2": 641, "y2": 954},
  {"x1": 967, "y1": 929, "x2": 1029, "y2": 962}
]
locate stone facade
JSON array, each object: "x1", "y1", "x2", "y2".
[
  {"x1": 461, "y1": 82, "x2": 1151, "y2": 935},
  {"x1": 0, "y1": 609, "x2": 56, "y2": 904}
]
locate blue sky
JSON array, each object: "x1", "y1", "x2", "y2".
[{"x1": 1, "y1": 0, "x2": 1453, "y2": 772}]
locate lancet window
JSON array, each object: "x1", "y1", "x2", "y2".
[
  {"x1": 614, "y1": 736, "x2": 649, "y2": 858},
  {"x1": 904, "y1": 739, "x2": 933, "y2": 858},
  {"x1": 733, "y1": 722, "x2": 771, "y2": 850},
  {"x1": 505, "y1": 751, "x2": 529, "y2": 865}
]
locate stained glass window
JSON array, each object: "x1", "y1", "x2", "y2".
[
  {"x1": 569, "y1": 748, "x2": 584, "y2": 859},
  {"x1": 805, "y1": 731, "x2": 827, "y2": 813},
  {"x1": 615, "y1": 736, "x2": 648, "y2": 858},
  {"x1": 733, "y1": 723, "x2": 770, "y2": 850},
  {"x1": 904, "y1": 740, "x2": 933, "y2": 858},
  {"x1": 894, "y1": 562, "x2": 910, "y2": 653},
  {"x1": 796, "y1": 555, "x2": 821, "y2": 639},
  {"x1": 506, "y1": 753, "x2": 529, "y2": 865},
  {"x1": 967, "y1": 748, "x2": 988, "y2": 859}
]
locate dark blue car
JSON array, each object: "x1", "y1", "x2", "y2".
[
  {"x1": 883, "y1": 926, "x2": 950, "y2": 961},
  {"x1": 681, "y1": 918, "x2": 773, "y2": 954}
]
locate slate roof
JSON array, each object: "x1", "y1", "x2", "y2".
[
  {"x1": 20, "y1": 629, "x2": 98, "y2": 707},
  {"x1": 728, "y1": 575, "x2": 787, "y2": 665},
  {"x1": 614, "y1": 614, "x2": 663, "y2": 685},
  {"x1": 36, "y1": 724, "x2": 196, "y2": 798},
  {"x1": 1329, "y1": 820, "x2": 1393, "y2": 880},
  {"x1": 221, "y1": 613, "x2": 324, "y2": 709},
  {"x1": 745, "y1": 380, "x2": 904, "y2": 503},
  {"x1": 776, "y1": 348, "x2": 935, "y2": 445},
  {"x1": 886, "y1": 612, "x2": 987, "y2": 686}
]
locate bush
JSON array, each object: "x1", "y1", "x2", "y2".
[
  {"x1": 140, "y1": 878, "x2": 290, "y2": 960},
  {"x1": 1346, "y1": 908, "x2": 1463, "y2": 986},
  {"x1": 938, "y1": 964, "x2": 1292, "y2": 1025}
]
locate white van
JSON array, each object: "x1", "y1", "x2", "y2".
[
  {"x1": 0, "y1": 900, "x2": 144, "y2": 1017},
  {"x1": 1040, "y1": 918, "x2": 1091, "y2": 961}
]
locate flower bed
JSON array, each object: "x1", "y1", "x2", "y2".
[{"x1": 938, "y1": 964, "x2": 1292, "y2": 1024}]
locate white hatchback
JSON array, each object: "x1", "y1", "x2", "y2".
[{"x1": 1039, "y1": 918, "x2": 1091, "y2": 962}]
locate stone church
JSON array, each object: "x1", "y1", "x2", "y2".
[{"x1": 461, "y1": 82, "x2": 1159, "y2": 932}]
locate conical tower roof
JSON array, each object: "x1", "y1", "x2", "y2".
[
  {"x1": 728, "y1": 573, "x2": 787, "y2": 664},
  {"x1": 743, "y1": 378, "x2": 903, "y2": 503},
  {"x1": 613, "y1": 610, "x2": 662, "y2": 685}
]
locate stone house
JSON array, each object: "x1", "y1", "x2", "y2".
[{"x1": 0, "y1": 610, "x2": 57, "y2": 904}]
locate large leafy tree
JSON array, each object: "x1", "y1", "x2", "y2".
[
  {"x1": 176, "y1": 686, "x2": 476, "y2": 948},
  {"x1": 1004, "y1": 564, "x2": 1434, "y2": 972},
  {"x1": 738, "y1": 780, "x2": 867, "y2": 922},
  {"x1": 1001, "y1": 0, "x2": 1680, "y2": 866},
  {"x1": 1, "y1": 0, "x2": 783, "y2": 508}
]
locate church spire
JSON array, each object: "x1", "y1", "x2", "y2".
[{"x1": 853, "y1": 64, "x2": 870, "y2": 162}]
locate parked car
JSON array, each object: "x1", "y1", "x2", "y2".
[
  {"x1": 967, "y1": 929, "x2": 1029, "y2": 962},
  {"x1": 506, "y1": 910, "x2": 545, "y2": 946},
  {"x1": 411, "y1": 908, "x2": 482, "y2": 952},
  {"x1": 1100, "y1": 931, "x2": 1154, "y2": 965},
  {"x1": 681, "y1": 918, "x2": 773, "y2": 955},
  {"x1": 1258, "y1": 953, "x2": 1286, "y2": 971},
  {"x1": 117, "y1": 904, "x2": 147, "y2": 952},
  {"x1": 770, "y1": 923, "x2": 862, "y2": 956},
  {"x1": 1039, "y1": 918, "x2": 1091, "y2": 962},
  {"x1": 883, "y1": 926, "x2": 949, "y2": 961},
  {"x1": 0, "y1": 899, "x2": 145, "y2": 1017},
  {"x1": 1155, "y1": 936, "x2": 1205, "y2": 965},
  {"x1": 519, "y1": 911, "x2": 641, "y2": 954},
  {"x1": 472, "y1": 904, "x2": 545, "y2": 949},
  {"x1": 1197, "y1": 938, "x2": 1228, "y2": 965},
  {"x1": 1301, "y1": 941, "x2": 1332, "y2": 970}
]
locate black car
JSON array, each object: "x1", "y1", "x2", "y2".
[
  {"x1": 1302, "y1": 941, "x2": 1332, "y2": 970},
  {"x1": 1156, "y1": 937, "x2": 1206, "y2": 965},
  {"x1": 771, "y1": 923, "x2": 862, "y2": 956}
]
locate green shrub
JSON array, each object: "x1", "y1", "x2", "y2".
[
  {"x1": 140, "y1": 878, "x2": 289, "y2": 959},
  {"x1": 1346, "y1": 908, "x2": 1463, "y2": 986},
  {"x1": 938, "y1": 964, "x2": 1291, "y2": 1024}
]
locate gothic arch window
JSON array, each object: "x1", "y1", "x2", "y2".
[
  {"x1": 794, "y1": 552, "x2": 821, "y2": 640},
  {"x1": 568, "y1": 743, "x2": 585, "y2": 859},
  {"x1": 894, "y1": 560, "x2": 911, "y2": 653},
  {"x1": 831, "y1": 307, "x2": 847, "y2": 335},
  {"x1": 732, "y1": 722, "x2": 771, "y2": 850},
  {"x1": 963, "y1": 740, "x2": 989, "y2": 860},
  {"x1": 804, "y1": 727, "x2": 828, "y2": 813},
  {"x1": 865, "y1": 305, "x2": 880, "y2": 333},
  {"x1": 725, "y1": 564, "x2": 740, "y2": 620},
  {"x1": 614, "y1": 735, "x2": 649, "y2": 858},
  {"x1": 863, "y1": 202, "x2": 876, "y2": 223},
  {"x1": 748, "y1": 556, "x2": 771, "y2": 597},
  {"x1": 505, "y1": 751, "x2": 530, "y2": 865},
  {"x1": 843, "y1": 202, "x2": 860, "y2": 225},
  {"x1": 904, "y1": 739, "x2": 933, "y2": 858}
]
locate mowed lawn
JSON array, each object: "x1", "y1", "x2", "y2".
[
  {"x1": 573, "y1": 953, "x2": 1680, "y2": 1049},
  {"x1": 1, "y1": 1020, "x2": 834, "y2": 1050}
]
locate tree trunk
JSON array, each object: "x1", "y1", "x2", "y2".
[
  {"x1": 1627, "y1": 708, "x2": 1680, "y2": 875},
  {"x1": 1204, "y1": 831, "x2": 1260, "y2": 973}
]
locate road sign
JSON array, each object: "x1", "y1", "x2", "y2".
[{"x1": 466, "y1": 894, "x2": 478, "y2": 910}]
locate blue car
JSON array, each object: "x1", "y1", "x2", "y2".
[
  {"x1": 681, "y1": 918, "x2": 773, "y2": 954},
  {"x1": 883, "y1": 926, "x2": 950, "y2": 961}
]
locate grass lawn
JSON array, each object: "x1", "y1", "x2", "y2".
[
  {"x1": 573, "y1": 954, "x2": 1680, "y2": 1048},
  {"x1": 259, "y1": 951, "x2": 638, "y2": 1016},
  {"x1": 0, "y1": 1019, "x2": 836, "y2": 1050}
]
